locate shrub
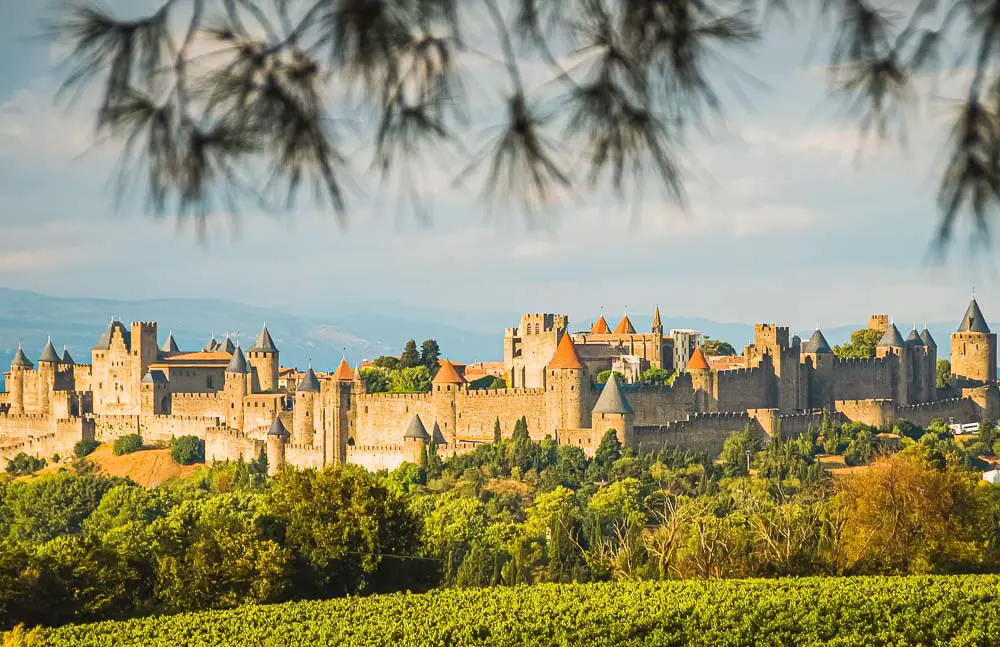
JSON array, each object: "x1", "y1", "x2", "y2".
[
  {"x1": 74, "y1": 439, "x2": 101, "y2": 458},
  {"x1": 171, "y1": 435, "x2": 205, "y2": 465},
  {"x1": 5, "y1": 453, "x2": 46, "y2": 476},
  {"x1": 113, "y1": 433, "x2": 143, "y2": 456}
]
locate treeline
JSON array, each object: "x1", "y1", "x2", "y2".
[{"x1": 1, "y1": 418, "x2": 1000, "y2": 630}]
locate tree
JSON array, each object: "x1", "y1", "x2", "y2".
[
  {"x1": 5, "y1": 454, "x2": 45, "y2": 477},
  {"x1": 360, "y1": 368, "x2": 391, "y2": 393},
  {"x1": 720, "y1": 425, "x2": 762, "y2": 477},
  {"x1": 400, "y1": 340, "x2": 421, "y2": 369},
  {"x1": 833, "y1": 329, "x2": 883, "y2": 359},
  {"x1": 51, "y1": 1, "x2": 999, "y2": 242},
  {"x1": 371, "y1": 356, "x2": 400, "y2": 371},
  {"x1": 420, "y1": 340, "x2": 441, "y2": 372},
  {"x1": 170, "y1": 436, "x2": 206, "y2": 465},
  {"x1": 73, "y1": 440, "x2": 100, "y2": 459},
  {"x1": 937, "y1": 360, "x2": 952, "y2": 390},
  {"x1": 596, "y1": 370, "x2": 627, "y2": 385},
  {"x1": 263, "y1": 466, "x2": 424, "y2": 597},
  {"x1": 702, "y1": 339, "x2": 736, "y2": 356},
  {"x1": 113, "y1": 434, "x2": 143, "y2": 456},
  {"x1": 593, "y1": 429, "x2": 622, "y2": 477},
  {"x1": 493, "y1": 418, "x2": 502, "y2": 444},
  {"x1": 388, "y1": 366, "x2": 433, "y2": 393},
  {"x1": 639, "y1": 367, "x2": 673, "y2": 385}
]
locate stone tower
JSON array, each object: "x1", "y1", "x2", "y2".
[
  {"x1": 266, "y1": 416, "x2": 290, "y2": 476},
  {"x1": 545, "y1": 332, "x2": 589, "y2": 435},
  {"x1": 160, "y1": 331, "x2": 180, "y2": 356},
  {"x1": 801, "y1": 328, "x2": 833, "y2": 407},
  {"x1": 876, "y1": 323, "x2": 909, "y2": 405},
  {"x1": 951, "y1": 298, "x2": 997, "y2": 387},
  {"x1": 687, "y1": 346, "x2": 714, "y2": 412},
  {"x1": 591, "y1": 373, "x2": 635, "y2": 449},
  {"x1": 402, "y1": 413, "x2": 430, "y2": 465},
  {"x1": 324, "y1": 358, "x2": 354, "y2": 466},
  {"x1": 293, "y1": 366, "x2": 320, "y2": 446},
  {"x1": 504, "y1": 313, "x2": 568, "y2": 389},
  {"x1": 140, "y1": 370, "x2": 169, "y2": 415},
  {"x1": 8, "y1": 343, "x2": 32, "y2": 414},
  {"x1": 905, "y1": 327, "x2": 932, "y2": 403},
  {"x1": 921, "y1": 326, "x2": 938, "y2": 397},
  {"x1": 224, "y1": 344, "x2": 249, "y2": 429},
  {"x1": 247, "y1": 323, "x2": 279, "y2": 392},
  {"x1": 432, "y1": 359, "x2": 465, "y2": 446},
  {"x1": 37, "y1": 338, "x2": 60, "y2": 415},
  {"x1": 130, "y1": 322, "x2": 159, "y2": 390}
]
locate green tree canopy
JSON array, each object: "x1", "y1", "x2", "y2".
[
  {"x1": 420, "y1": 340, "x2": 441, "y2": 372},
  {"x1": 702, "y1": 340, "x2": 736, "y2": 356},
  {"x1": 400, "y1": 340, "x2": 421, "y2": 369},
  {"x1": 833, "y1": 329, "x2": 883, "y2": 359}
]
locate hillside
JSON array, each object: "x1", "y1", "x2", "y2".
[
  {"x1": 26, "y1": 444, "x2": 198, "y2": 487},
  {"x1": 24, "y1": 576, "x2": 1000, "y2": 646}
]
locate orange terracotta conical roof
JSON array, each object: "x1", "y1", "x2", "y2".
[
  {"x1": 613, "y1": 314, "x2": 636, "y2": 335},
  {"x1": 332, "y1": 357, "x2": 354, "y2": 381},
  {"x1": 687, "y1": 347, "x2": 710, "y2": 371},
  {"x1": 591, "y1": 315, "x2": 611, "y2": 335},
  {"x1": 547, "y1": 332, "x2": 585, "y2": 369},
  {"x1": 433, "y1": 358, "x2": 466, "y2": 384}
]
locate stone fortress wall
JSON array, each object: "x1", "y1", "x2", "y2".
[{"x1": 0, "y1": 299, "x2": 997, "y2": 471}]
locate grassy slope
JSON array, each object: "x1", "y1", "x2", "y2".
[
  {"x1": 27, "y1": 575, "x2": 1000, "y2": 647},
  {"x1": 23, "y1": 444, "x2": 198, "y2": 487}
]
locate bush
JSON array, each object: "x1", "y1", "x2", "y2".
[
  {"x1": 74, "y1": 439, "x2": 100, "y2": 458},
  {"x1": 171, "y1": 435, "x2": 205, "y2": 465},
  {"x1": 5, "y1": 452, "x2": 46, "y2": 476},
  {"x1": 113, "y1": 434, "x2": 143, "y2": 456}
]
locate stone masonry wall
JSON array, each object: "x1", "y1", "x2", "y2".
[
  {"x1": 455, "y1": 388, "x2": 546, "y2": 441},
  {"x1": 635, "y1": 412, "x2": 755, "y2": 456},
  {"x1": 171, "y1": 392, "x2": 225, "y2": 418},
  {"x1": 354, "y1": 393, "x2": 435, "y2": 444},
  {"x1": 92, "y1": 413, "x2": 221, "y2": 443}
]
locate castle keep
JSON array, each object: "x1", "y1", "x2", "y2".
[{"x1": 1, "y1": 300, "x2": 997, "y2": 472}]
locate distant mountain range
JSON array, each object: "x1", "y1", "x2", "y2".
[{"x1": 0, "y1": 287, "x2": 960, "y2": 387}]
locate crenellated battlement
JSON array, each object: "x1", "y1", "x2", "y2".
[
  {"x1": 172, "y1": 392, "x2": 221, "y2": 401},
  {"x1": 897, "y1": 397, "x2": 965, "y2": 411},
  {"x1": 833, "y1": 356, "x2": 890, "y2": 367},
  {"x1": 686, "y1": 411, "x2": 750, "y2": 421},
  {"x1": 348, "y1": 443, "x2": 403, "y2": 452},
  {"x1": 460, "y1": 387, "x2": 545, "y2": 398},
  {"x1": 359, "y1": 392, "x2": 432, "y2": 402}
]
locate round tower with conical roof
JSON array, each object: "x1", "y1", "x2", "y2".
[
  {"x1": 266, "y1": 416, "x2": 290, "y2": 476},
  {"x1": 592, "y1": 373, "x2": 635, "y2": 449},
  {"x1": 951, "y1": 298, "x2": 997, "y2": 387},
  {"x1": 247, "y1": 323, "x2": 279, "y2": 392},
  {"x1": 224, "y1": 344, "x2": 249, "y2": 429},
  {"x1": 402, "y1": 413, "x2": 431, "y2": 464},
  {"x1": 36, "y1": 337, "x2": 60, "y2": 414},
  {"x1": 544, "y1": 332, "x2": 590, "y2": 435},
  {"x1": 686, "y1": 346, "x2": 714, "y2": 412},
  {"x1": 876, "y1": 322, "x2": 910, "y2": 405},
  {"x1": 293, "y1": 366, "x2": 320, "y2": 446},
  {"x1": 8, "y1": 343, "x2": 32, "y2": 414},
  {"x1": 432, "y1": 359, "x2": 466, "y2": 446},
  {"x1": 801, "y1": 328, "x2": 834, "y2": 407}
]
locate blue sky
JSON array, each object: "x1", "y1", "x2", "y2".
[{"x1": 0, "y1": 1, "x2": 995, "y2": 335}]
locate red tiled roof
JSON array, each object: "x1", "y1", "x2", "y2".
[
  {"x1": 433, "y1": 358, "x2": 466, "y2": 384},
  {"x1": 547, "y1": 333, "x2": 585, "y2": 370},
  {"x1": 590, "y1": 316, "x2": 611, "y2": 334},
  {"x1": 687, "y1": 347, "x2": 710, "y2": 370},
  {"x1": 331, "y1": 358, "x2": 354, "y2": 381},
  {"x1": 613, "y1": 315, "x2": 636, "y2": 335}
]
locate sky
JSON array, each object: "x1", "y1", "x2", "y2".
[{"x1": 0, "y1": 1, "x2": 995, "y2": 335}]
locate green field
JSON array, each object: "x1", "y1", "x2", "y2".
[{"x1": 24, "y1": 575, "x2": 1000, "y2": 646}]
